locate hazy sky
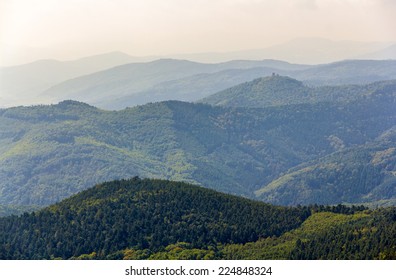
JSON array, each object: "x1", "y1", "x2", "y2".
[{"x1": 1, "y1": 0, "x2": 396, "y2": 65}]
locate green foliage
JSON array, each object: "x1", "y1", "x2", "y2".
[
  {"x1": 148, "y1": 242, "x2": 218, "y2": 260},
  {"x1": 290, "y1": 208, "x2": 396, "y2": 259},
  {"x1": 216, "y1": 208, "x2": 396, "y2": 260},
  {"x1": 0, "y1": 178, "x2": 309, "y2": 260},
  {"x1": 0, "y1": 178, "x2": 393, "y2": 260},
  {"x1": 1, "y1": 77, "x2": 396, "y2": 207},
  {"x1": 256, "y1": 139, "x2": 396, "y2": 206}
]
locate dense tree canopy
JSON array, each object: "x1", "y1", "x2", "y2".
[
  {"x1": 0, "y1": 178, "x2": 393, "y2": 260},
  {"x1": 1, "y1": 77, "x2": 396, "y2": 208}
]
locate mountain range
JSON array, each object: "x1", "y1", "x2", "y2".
[
  {"x1": 2, "y1": 46, "x2": 396, "y2": 110},
  {"x1": 0, "y1": 52, "x2": 139, "y2": 108},
  {"x1": 33, "y1": 59, "x2": 396, "y2": 110},
  {"x1": 157, "y1": 38, "x2": 396, "y2": 64},
  {"x1": 1, "y1": 76, "x2": 395, "y2": 209}
]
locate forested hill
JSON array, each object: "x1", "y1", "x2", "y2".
[
  {"x1": 1, "y1": 77, "x2": 396, "y2": 207},
  {"x1": 0, "y1": 178, "x2": 309, "y2": 260},
  {"x1": 0, "y1": 177, "x2": 394, "y2": 260},
  {"x1": 201, "y1": 75, "x2": 396, "y2": 108},
  {"x1": 255, "y1": 132, "x2": 396, "y2": 206}
]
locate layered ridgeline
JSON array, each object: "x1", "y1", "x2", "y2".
[
  {"x1": 0, "y1": 52, "x2": 139, "y2": 108},
  {"x1": 202, "y1": 76, "x2": 396, "y2": 206},
  {"x1": 0, "y1": 178, "x2": 394, "y2": 260},
  {"x1": 37, "y1": 59, "x2": 396, "y2": 109},
  {"x1": 0, "y1": 77, "x2": 396, "y2": 207},
  {"x1": 40, "y1": 59, "x2": 305, "y2": 109},
  {"x1": 3, "y1": 57, "x2": 396, "y2": 110},
  {"x1": 255, "y1": 129, "x2": 396, "y2": 206}
]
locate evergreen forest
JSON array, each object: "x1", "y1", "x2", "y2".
[{"x1": 0, "y1": 178, "x2": 394, "y2": 260}]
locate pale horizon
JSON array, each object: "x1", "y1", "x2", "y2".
[{"x1": 1, "y1": 0, "x2": 396, "y2": 66}]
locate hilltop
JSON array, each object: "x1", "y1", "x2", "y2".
[{"x1": 0, "y1": 177, "x2": 394, "y2": 260}]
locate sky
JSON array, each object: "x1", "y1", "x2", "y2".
[{"x1": 1, "y1": 0, "x2": 396, "y2": 66}]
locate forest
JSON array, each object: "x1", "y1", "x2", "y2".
[
  {"x1": 0, "y1": 177, "x2": 394, "y2": 260},
  {"x1": 1, "y1": 76, "x2": 396, "y2": 209}
]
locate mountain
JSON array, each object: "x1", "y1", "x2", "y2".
[
  {"x1": 201, "y1": 75, "x2": 396, "y2": 108},
  {"x1": 255, "y1": 134, "x2": 396, "y2": 206},
  {"x1": 3, "y1": 55, "x2": 396, "y2": 111},
  {"x1": 257, "y1": 38, "x2": 391, "y2": 64},
  {"x1": 0, "y1": 52, "x2": 137, "y2": 107},
  {"x1": 203, "y1": 77, "x2": 396, "y2": 205},
  {"x1": 40, "y1": 59, "x2": 309, "y2": 108},
  {"x1": 40, "y1": 59, "x2": 396, "y2": 110},
  {"x1": 167, "y1": 38, "x2": 392, "y2": 64},
  {"x1": 0, "y1": 177, "x2": 394, "y2": 260},
  {"x1": 357, "y1": 44, "x2": 396, "y2": 60},
  {"x1": 1, "y1": 77, "x2": 395, "y2": 207},
  {"x1": 106, "y1": 67, "x2": 282, "y2": 109},
  {"x1": 293, "y1": 60, "x2": 396, "y2": 85},
  {"x1": 201, "y1": 75, "x2": 309, "y2": 107}
]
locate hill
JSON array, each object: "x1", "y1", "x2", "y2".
[
  {"x1": 201, "y1": 75, "x2": 396, "y2": 108},
  {"x1": 0, "y1": 178, "x2": 309, "y2": 259},
  {"x1": 1, "y1": 77, "x2": 395, "y2": 207},
  {"x1": 255, "y1": 135, "x2": 396, "y2": 206},
  {"x1": 201, "y1": 75, "x2": 310, "y2": 107},
  {"x1": 0, "y1": 177, "x2": 394, "y2": 260}
]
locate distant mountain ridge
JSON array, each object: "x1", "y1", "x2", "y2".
[
  {"x1": 0, "y1": 52, "x2": 139, "y2": 108},
  {"x1": 39, "y1": 59, "x2": 396, "y2": 110},
  {"x1": 167, "y1": 38, "x2": 394, "y2": 64},
  {"x1": 3, "y1": 51, "x2": 396, "y2": 111},
  {"x1": 40, "y1": 59, "x2": 309, "y2": 107}
]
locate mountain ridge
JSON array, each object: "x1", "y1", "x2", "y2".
[
  {"x1": 41, "y1": 59, "x2": 396, "y2": 110},
  {"x1": 0, "y1": 52, "x2": 140, "y2": 108},
  {"x1": 1, "y1": 76, "x2": 395, "y2": 207}
]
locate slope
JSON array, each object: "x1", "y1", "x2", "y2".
[
  {"x1": 0, "y1": 177, "x2": 310, "y2": 260},
  {"x1": 201, "y1": 75, "x2": 310, "y2": 107},
  {"x1": 102, "y1": 67, "x2": 283, "y2": 109},
  {"x1": 221, "y1": 208, "x2": 396, "y2": 260},
  {"x1": 1, "y1": 78, "x2": 395, "y2": 207},
  {"x1": 0, "y1": 177, "x2": 394, "y2": 260},
  {"x1": 255, "y1": 139, "x2": 396, "y2": 206},
  {"x1": 40, "y1": 59, "x2": 306, "y2": 107},
  {"x1": 41, "y1": 59, "x2": 396, "y2": 110}
]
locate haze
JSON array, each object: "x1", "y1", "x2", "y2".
[{"x1": 1, "y1": 0, "x2": 396, "y2": 66}]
